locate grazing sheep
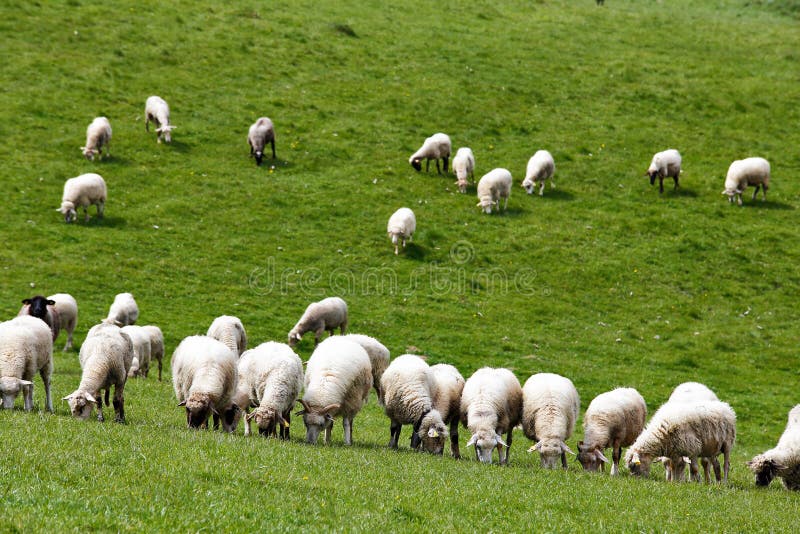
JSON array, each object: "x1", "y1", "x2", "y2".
[
  {"x1": 646, "y1": 149, "x2": 682, "y2": 194},
  {"x1": 18, "y1": 295, "x2": 59, "y2": 342},
  {"x1": 722, "y1": 157, "x2": 770, "y2": 206},
  {"x1": 344, "y1": 334, "x2": 390, "y2": 404},
  {"x1": 105, "y1": 292, "x2": 138, "y2": 326},
  {"x1": 172, "y1": 336, "x2": 239, "y2": 431},
  {"x1": 48, "y1": 293, "x2": 78, "y2": 351},
  {"x1": 121, "y1": 325, "x2": 152, "y2": 378},
  {"x1": 0, "y1": 316, "x2": 53, "y2": 412},
  {"x1": 429, "y1": 363, "x2": 465, "y2": 458},
  {"x1": 248, "y1": 117, "x2": 276, "y2": 166},
  {"x1": 521, "y1": 373, "x2": 580, "y2": 469},
  {"x1": 522, "y1": 150, "x2": 556, "y2": 196},
  {"x1": 81, "y1": 116, "x2": 112, "y2": 161},
  {"x1": 460, "y1": 367, "x2": 523, "y2": 465},
  {"x1": 141, "y1": 325, "x2": 164, "y2": 381},
  {"x1": 387, "y1": 208, "x2": 416, "y2": 255},
  {"x1": 476, "y1": 168, "x2": 512, "y2": 214},
  {"x1": 58, "y1": 173, "x2": 106, "y2": 223},
  {"x1": 665, "y1": 382, "x2": 722, "y2": 482},
  {"x1": 452, "y1": 147, "x2": 475, "y2": 193},
  {"x1": 288, "y1": 296, "x2": 348, "y2": 348},
  {"x1": 144, "y1": 96, "x2": 175, "y2": 143},
  {"x1": 748, "y1": 405, "x2": 800, "y2": 490},
  {"x1": 409, "y1": 133, "x2": 451, "y2": 174},
  {"x1": 576, "y1": 387, "x2": 646, "y2": 475},
  {"x1": 297, "y1": 336, "x2": 372, "y2": 445},
  {"x1": 207, "y1": 315, "x2": 247, "y2": 356}
]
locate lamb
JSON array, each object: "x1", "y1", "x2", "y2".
[
  {"x1": 81, "y1": 116, "x2": 112, "y2": 160},
  {"x1": 748, "y1": 405, "x2": 800, "y2": 490},
  {"x1": 522, "y1": 150, "x2": 556, "y2": 196},
  {"x1": 171, "y1": 335, "x2": 239, "y2": 431},
  {"x1": 248, "y1": 117, "x2": 276, "y2": 166},
  {"x1": 428, "y1": 363, "x2": 465, "y2": 458},
  {"x1": 105, "y1": 292, "x2": 138, "y2": 326},
  {"x1": 0, "y1": 316, "x2": 53, "y2": 412},
  {"x1": 576, "y1": 387, "x2": 646, "y2": 475},
  {"x1": 207, "y1": 315, "x2": 247, "y2": 356},
  {"x1": 144, "y1": 96, "x2": 175, "y2": 143},
  {"x1": 121, "y1": 325, "x2": 152, "y2": 378},
  {"x1": 387, "y1": 208, "x2": 416, "y2": 255},
  {"x1": 476, "y1": 168, "x2": 512, "y2": 214},
  {"x1": 646, "y1": 149, "x2": 682, "y2": 194},
  {"x1": 141, "y1": 325, "x2": 164, "y2": 381},
  {"x1": 58, "y1": 173, "x2": 106, "y2": 223},
  {"x1": 297, "y1": 336, "x2": 372, "y2": 445},
  {"x1": 459, "y1": 367, "x2": 523, "y2": 464},
  {"x1": 452, "y1": 147, "x2": 475, "y2": 193},
  {"x1": 409, "y1": 133, "x2": 451, "y2": 174},
  {"x1": 521, "y1": 373, "x2": 580, "y2": 469},
  {"x1": 344, "y1": 334, "x2": 390, "y2": 404},
  {"x1": 288, "y1": 296, "x2": 348, "y2": 347},
  {"x1": 722, "y1": 157, "x2": 770, "y2": 206}
]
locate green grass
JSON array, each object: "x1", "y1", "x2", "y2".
[{"x1": 2, "y1": 0, "x2": 800, "y2": 530}]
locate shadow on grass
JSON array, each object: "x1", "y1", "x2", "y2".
[
  {"x1": 164, "y1": 139, "x2": 192, "y2": 153},
  {"x1": 80, "y1": 215, "x2": 127, "y2": 228},
  {"x1": 400, "y1": 242, "x2": 427, "y2": 260},
  {"x1": 669, "y1": 188, "x2": 698, "y2": 198},
  {"x1": 541, "y1": 188, "x2": 575, "y2": 201},
  {"x1": 751, "y1": 200, "x2": 794, "y2": 210}
]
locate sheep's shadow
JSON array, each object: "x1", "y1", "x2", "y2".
[
  {"x1": 749, "y1": 200, "x2": 794, "y2": 211},
  {"x1": 539, "y1": 188, "x2": 575, "y2": 201},
  {"x1": 81, "y1": 215, "x2": 127, "y2": 228},
  {"x1": 398, "y1": 242, "x2": 426, "y2": 261},
  {"x1": 163, "y1": 139, "x2": 191, "y2": 153},
  {"x1": 667, "y1": 188, "x2": 697, "y2": 198}
]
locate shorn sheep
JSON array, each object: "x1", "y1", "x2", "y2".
[
  {"x1": 297, "y1": 336, "x2": 372, "y2": 445},
  {"x1": 460, "y1": 367, "x2": 523, "y2": 464},
  {"x1": 145, "y1": 96, "x2": 175, "y2": 143},
  {"x1": 646, "y1": 149, "x2": 682, "y2": 194},
  {"x1": 58, "y1": 173, "x2": 106, "y2": 223},
  {"x1": 429, "y1": 363, "x2": 465, "y2": 458},
  {"x1": 452, "y1": 147, "x2": 475, "y2": 193},
  {"x1": 522, "y1": 150, "x2": 556, "y2": 196},
  {"x1": 409, "y1": 133, "x2": 451, "y2": 174},
  {"x1": 344, "y1": 334, "x2": 390, "y2": 404},
  {"x1": 576, "y1": 387, "x2": 646, "y2": 475},
  {"x1": 476, "y1": 168, "x2": 512, "y2": 214},
  {"x1": 387, "y1": 207, "x2": 416, "y2": 255},
  {"x1": 105, "y1": 292, "x2": 138, "y2": 326},
  {"x1": 207, "y1": 315, "x2": 247, "y2": 356},
  {"x1": 288, "y1": 296, "x2": 348, "y2": 347},
  {"x1": 248, "y1": 117, "x2": 276, "y2": 166},
  {"x1": 722, "y1": 156, "x2": 770, "y2": 206},
  {"x1": 81, "y1": 116, "x2": 112, "y2": 161},
  {"x1": 0, "y1": 316, "x2": 53, "y2": 412},
  {"x1": 521, "y1": 373, "x2": 580, "y2": 469},
  {"x1": 748, "y1": 405, "x2": 800, "y2": 490},
  {"x1": 141, "y1": 325, "x2": 164, "y2": 381}
]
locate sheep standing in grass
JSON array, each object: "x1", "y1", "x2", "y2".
[
  {"x1": 476, "y1": 168, "x2": 512, "y2": 214},
  {"x1": 288, "y1": 296, "x2": 348, "y2": 347},
  {"x1": 387, "y1": 208, "x2": 416, "y2": 255},
  {"x1": 145, "y1": 96, "x2": 175, "y2": 143},
  {"x1": 121, "y1": 325, "x2": 152, "y2": 378},
  {"x1": 81, "y1": 116, "x2": 112, "y2": 161},
  {"x1": 141, "y1": 325, "x2": 164, "y2": 381},
  {"x1": 460, "y1": 367, "x2": 523, "y2": 464},
  {"x1": 105, "y1": 292, "x2": 138, "y2": 326},
  {"x1": 409, "y1": 133, "x2": 451, "y2": 174},
  {"x1": 722, "y1": 157, "x2": 770, "y2": 206},
  {"x1": 58, "y1": 173, "x2": 106, "y2": 223},
  {"x1": 0, "y1": 316, "x2": 53, "y2": 412},
  {"x1": 344, "y1": 334, "x2": 390, "y2": 404},
  {"x1": 522, "y1": 373, "x2": 580, "y2": 469},
  {"x1": 207, "y1": 315, "x2": 247, "y2": 356},
  {"x1": 576, "y1": 387, "x2": 646, "y2": 475},
  {"x1": 522, "y1": 150, "x2": 556, "y2": 196},
  {"x1": 452, "y1": 147, "x2": 475, "y2": 193},
  {"x1": 298, "y1": 336, "x2": 372, "y2": 445},
  {"x1": 429, "y1": 363, "x2": 465, "y2": 458},
  {"x1": 646, "y1": 149, "x2": 682, "y2": 194},
  {"x1": 748, "y1": 405, "x2": 800, "y2": 490},
  {"x1": 664, "y1": 382, "x2": 722, "y2": 482},
  {"x1": 248, "y1": 117, "x2": 276, "y2": 166},
  {"x1": 48, "y1": 293, "x2": 78, "y2": 351}
]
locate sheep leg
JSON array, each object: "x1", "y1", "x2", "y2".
[
  {"x1": 425, "y1": 159, "x2": 430, "y2": 172},
  {"x1": 435, "y1": 159, "x2": 441, "y2": 175},
  {"x1": 710, "y1": 456, "x2": 721, "y2": 482},
  {"x1": 113, "y1": 386, "x2": 125, "y2": 423},
  {"x1": 340, "y1": 321, "x2": 347, "y2": 335},
  {"x1": 659, "y1": 176, "x2": 664, "y2": 194},
  {"x1": 752, "y1": 185, "x2": 760, "y2": 201},
  {"x1": 83, "y1": 206, "x2": 90, "y2": 222},
  {"x1": 388, "y1": 421, "x2": 401, "y2": 449},
  {"x1": 40, "y1": 359, "x2": 53, "y2": 413},
  {"x1": 22, "y1": 382, "x2": 34, "y2": 411},
  {"x1": 689, "y1": 459, "x2": 701, "y2": 482},
  {"x1": 270, "y1": 139, "x2": 276, "y2": 160},
  {"x1": 722, "y1": 446, "x2": 730, "y2": 483},
  {"x1": 212, "y1": 413, "x2": 220, "y2": 430},
  {"x1": 561, "y1": 452, "x2": 568, "y2": 470},
  {"x1": 96, "y1": 399, "x2": 105, "y2": 422},
  {"x1": 325, "y1": 423, "x2": 332, "y2": 445},
  {"x1": 611, "y1": 446, "x2": 621, "y2": 476},
  {"x1": 146, "y1": 117, "x2": 150, "y2": 132},
  {"x1": 449, "y1": 419, "x2": 461, "y2": 459},
  {"x1": 158, "y1": 358, "x2": 162, "y2": 381},
  {"x1": 411, "y1": 419, "x2": 423, "y2": 450},
  {"x1": 497, "y1": 443, "x2": 506, "y2": 465},
  {"x1": 443, "y1": 156, "x2": 449, "y2": 173},
  {"x1": 343, "y1": 417, "x2": 353, "y2": 445},
  {"x1": 504, "y1": 429, "x2": 513, "y2": 465},
  {"x1": 64, "y1": 329, "x2": 73, "y2": 351},
  {"x1": 539, "y1": 182, "x2": 545, "y2": 196},
  {"x1": 243, "y1": 409, "x2": 251, "y2": 437},
  {"x1": 673, "y1": 176, "x2": 679, "y2": 190}
]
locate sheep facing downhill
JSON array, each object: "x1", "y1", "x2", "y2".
[
  {"x1": 248, "y1": 117, "x2": 276, "y2": 166},
  {"x1": 58, "y1": 173, "x2": 107, "y2": 223},
  {"x1": 646, "y1": 149, "x2": 682, "y2": 194},
  {"x1": 521, "y1": 373, "x2": 580, "y2": 469},
  {"x1": 522, "y1": 150, "x2": 556, "y2": 196},
  {"x1": 0, "y1": 316, "x2": 54, "y2": 412},
  {"x1": 387, "y1": 208, "x2": 416, "y2": 255},
  {"x1": 748, "y1": 405, "x2": 800, "y2": 491},
  {"x1": 207, "y1": 315, "x2": 247, "y2": 356},
  {"x1": 428, "y1": 363, "x2": 465, "y2": 458},
  {"x1": 409, "y1": 133, "x2": 451, "y2": 174},
  {"x1": 722, "y1": 157, "x2": 770, "y2": 206},
  {"x1": 288, "y1": 296, "x2": 348, "y2": 347},
  {"x1": 476, "y1": 168, "x2": 512, "y2": 214},
  {"x1": 452, "y1": 147, "x2": 475, "y2": 193},
  {"x1": 344, "y1": 334, "x2": 390, "y2": 405},
  {"x1": 145, "y1": 96, "x2": 175, "y2": 143},
  {"x1": 105, "y1": 292, "x2": 139, "y2": 326},
  {"x1": 81, "y1": 116, "x2": 112, "y2": 161}
]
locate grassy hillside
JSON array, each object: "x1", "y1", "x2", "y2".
[{"x1": 2, "y1": 0, "x2": 800, "y2": 530}]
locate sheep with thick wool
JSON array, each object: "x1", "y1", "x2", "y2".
[
  {"x1": 141, "y1": 325, "x2": 164, "y2": 381},
  {"x1": 248, "y1": 117, "x2": 276, "y2": 166},
  {"x1": 58, "y1": 173, "x2": 106, "y2": 223},
  {"x1": 452, "y1": 147, "x2": 475, "y2": 193},
  {"x1": 646, "y1": 149, "x2": 681, "y2": 194},
  {"x1": 48, "y1": 293, "x2": 78, "y2": 351},
  {"x1": 748, "y1": 405, "x2": 800, "y2": 490},
  {"x1": 409, "y1": 133, "x2": 451, "y2": 174},
  {"x1": 387, "y1": 208, "x2": 416, "y2": 255},
  {"x1": 81, "y1": 116, "x2": 111, "y2": 160},
  {"x1": 428, "y1": 363, "x2": 465, "y2": 458},
  {"x1": 121, "y1": 325, "x2": 152, "y2": 379},
  {"x1": 18, "y1": 295, "x2": 62, "y2": 345},
  {"x1": 207, "y1": 315, "x2": 247, "y2": 356},
  {"x1": 722, "y1": 157, "x2": 770, "y2": 206},
  {"x1": 145, "y1": 96, "x2": 175, "y2": 143},
  {"x1": 288, "y1": 296, "x2": 348, "y2": 347},
  {"x1": 344, "y1": 334, "x2": 390, "y2": 404},
  {"x1": 522, "y1": 373, "x2": 580, "y2": 469},
  {"x1": 105, "y1": 292, "x2": 138, "y2": 326},
  {"x1": 476, "y1": 168, "x2": 512, "y2": 214},
  {"x1": 0, "y1": 316, "x2": 53, "y2": 412},
  {"x1": 522, "y1": 150, "x2": 556, "y2": 196}
]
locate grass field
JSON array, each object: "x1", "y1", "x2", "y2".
[{"x1": 2, "y1": 0, "x2": 800, "y2": 531}]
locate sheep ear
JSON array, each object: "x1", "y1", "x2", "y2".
[
  {"x1": 178, "y1": 400, "x2": 187, "y2": 407},
  {"x1": 428, "y1": 428, "x2": 439, "y2": 438},
  {"x1": 85, "y1": 393, "x2": 97, "y2": 404},
  {"x1": 320, "y1": 403, "x2": 340, "y2": 416},
  {"x1": 47, "y1": 299, "x2": 56, "y2": 305},
  {"x1": 21, "y1": 298, "x2": 31, "y2": 304},
  {"x1": 18, "y1": 380, "x2": 33, "y2": 387},
  {"x1": 466, "y1": 435, "x2": 477, "y2": 448},
  {"x1": 279, "y1": 415, "x2": 290, "y2": 428},
  {"x1": 632, "y1": 452, "x2": 641, "y2": 465},
  {"x1": 562, "y1": 442, "x2": 575, "y2": 456},
  {"x1": 533, "y1": 441, "x2": 543, "y2": 451},
  {"x1": 62, "y1": 394, "x2": 74, "y2": 401},
  {"x1": 596, "y1": 449, "x2": 610, "y2": 463},
  {"x1": 682, "y1": 456, "x2": 692, "y2": 465},
  {"x1": 496, "y1": 434, "x2": 508, "y2": 448}
]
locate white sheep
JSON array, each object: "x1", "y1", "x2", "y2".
[
  {"x1": 452, "y1": 147, "x2": 475, "y2": 193},
  {"x1": 459, "y1": 367, "x2": 523, "y2": 464},
  {"x1": 522, "y1": 150, "x2": 556, "y2": 196},
  {"x1": 207, "y1": 315, "x2": 247, "y2": 356},
  {"x1": 722, "y1": 157, "x2": 770, "y2": 206},
  {"x1": 141, "y1": 325, "x2": 164, "y2": 381},
  {"x1": 409, "y1": 133, "x2": 451, "y2": 174},
  {"x1": 105, "y1": 292, "x2": 139, "y2": 326},
  {"x1": 171, "y1": 335, "x2": 239, "y2": 431},
  {"x1": 248, "y1": 117, "x2": 276, "y2": 166},
  {"x1": 387, "y1": 208, "x2": 416, "y2": 255},
  {"x1": 144, "y1": 96, "x2": 175, "y2": 143},
  {"x1": 521, "y1": 373, "x2": 580, "y2": 469},
  {"x1": 476, "y1": 168, "x2": 512, "y2": 214},
  {"x1": 288, "y1": 296, "x2": 348, "y2": 347},
  {"x1": 429, "y1": 363, "x2": 465, "y2": 458},
  {"x1": 81, "y1": 116, "x2": 112, "y2": 160},
  {"x1": 58, "y1": 173, "x2": 106, "y2": 223},
  {"x1": 576, "y1": 387, "x2": 646, "y2": 475},
  {"x1": 0, "y1": 316, "x2": 53, "y2": 412},
  {"x1": 344, "y1": 334, "x2": 390, "y2": 404},
  {"x1": 646, "y1": 149, "x2": 681, "y2": 194},
  {"x1": 48, "y1": 293, "x2": 78, "y2": 351},
  {"x1": 748, "y1": 405, "x2": 800, "y2": 490},
  {"x1": 297, "y1": 336, "x2": 372, "y2": 445},
  {"x1": 121, "y1": 325, "x2": 152, "y2": 378}
]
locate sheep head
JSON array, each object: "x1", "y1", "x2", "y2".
[
  {"x1": 528, "y1": 438, "x2": 574, "y2": 469},
  {"x1": 288, "y1": 331, "x2": 302, "y2": 348},
  {"x1": 81, "y1": 146, "x2": 97, "y2": 161},
  {"x1": 156, "y1": 125, "x2": 174, "y2": 143},
  {"x1": 296, "y1": 399, "x2": 338, "y2": 445},
  {"x1": 466, "y1": 430, "x2": 506, "y2": 464},
  {"x1": 747, "y1": 455, "x2": 785, "y2": 487},
  {"x1": 59, "y1": 201, "x2": 77, "y2": 223},
  {"x1": 522, "y1": 180, "x2": 535, "y2": 195},
  {"x1": 418, "y1": 411, "x2": 448, "y2": 455},
  {"x1": 476, "y1": 198, "x2": 494, "y2": 214},
  {"x1": 249, "y1": 406, "x2": 282, "y2": 437},
  {"x1": 62, "y1": 390, "x2": 97, "y2": 420},
  {"x1": 576, "y1": 441, "x2": 609, "y2": 472},
  {"x1": 410, "y1": 158, "x2": 422, "y2": 172},
  {"x1": 21, "y1": 296, "x2": 54, "y2": 321},
  {"x1": 1, "y1": 378, "x2": 33, "y2": 409},
  {"x1": 179, "y1": 392, "x2": 215, "y2": 429},
  {"x1": 625, "y1": 449, "x2": 653, "y2": 477}
]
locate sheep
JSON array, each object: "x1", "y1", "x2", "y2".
[
  {"x1": 521, "y1": 373, "x2": 580, "y2": 469},
  {"x1": 297, "y1": 336, "x2": 372, "y2": 445},
  {"x1": 141, "y1": 325, "x2": 164, "y2": 381},
  {"x1": 459, "y1": 367, "x2": 523, "y2": 464},
  {"x1": 0, "y1": 316, "x2": 53, "y2": 412},
  {"x1": 476, "y1": 168, "x2": 512, "y2": 214},
  {"x1": 646, "y1": 149, "x2": 681, "y2": 194},
  {"x1": 429, "y1": 363, "x2": 465, "y2": 458},
  {"x1": 248, "y1": 117, "x2": 276, "y2": 166},
  {"x1": 409, "y1": 133, "x2": 451, "y2": 174},
  {"x1": 664, "y1": 382, "x2": 722, "y2": 482},
  {"x1": 522, "y1": 150, "x2": 556, "y2": 196},
  {"x1": 121, "y1": 325, "x2": 152, "y2": 378},
  {"x1": 576, "y1": 387, "x2": 646, "y2": 475},
  {"x1": 387, "y1": 208, "x2": 416, "y2": 255},
  {"x1": 58, "y1": 173, "x2": 106, "y2": 223},
  {"x1": 81, "y1": 116, "x2": 112, "y2": 161},
  {"x1": 748, "y1": 405, "x2": 800, "y2": 490},
  {"x1": 48, "y1": 293, "x2": 78, "y2": 351},
  {"x1": 144, "y1": 96, "x2": 175, "y2": 143},
  {"x1": 18, "y1": 295, "x2": 59, "y2": 342},
  {"x1": 288, "y1": 296, "x2": 348, "y2": 348},
  {"x1": 207, "y1": 315, "x2": 247, "y2": 356},
  {"x1": 722, "y1": 157, "x2": 770, "y2": 206},
  {"x1": 624, "y1": 400, "x2": 736, "y2": 483},
  {"x1": 105, "y1": 292, "x2": 138, "y2": 326},
  {"x1": 171, "y1": 335, "x2": 239, "y2": 431},
  {"x1": 343, "y1": 334, "x2": 390, "y2": 404},
  {"x1": 452, "y1": 147, "x2": 475, "y2": 193}
]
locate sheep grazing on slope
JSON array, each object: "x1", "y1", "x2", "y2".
[
  {"x1": 121, "y1": 325, "x2": 152, "y2": 378},
  {"x1": 452, "y1": 147, "x2": 475, "y2": 193},
  {"x1": 522, "y1": 150, "x2": 556, "y2": 196},
  {"x1": 141, "y1": 325, "x2": 164, "y2": 381},
  {"x1": 0, "y1": 316, "x2": 53, "y2": 412},
  {"x1": 476, "y1": 168, "x2": 512, "y2": 214},
  {"x1": 748, "y1": 405, "x2": 800, "y2": 490},
  {"x1": 409, "y1": 133, "x2": 451, "y2": 174},
  {"x1": 81, "y1": 116, "x2": 112, "y2": 161},
  {"x1": 47, "y1": 293, "x2": 78, "y2": 351},
  {"x1": 248, "y1": 117, "x2": 276, "y2": 166},
  {"x1": 288, "y1": 296, "x2": 348, "y2": 348},
  {"x1": 58, "y1": 173, "x2": 106, "y2": 223},
  {"x1": 344, "y1": 334, "x2": 390, "y2": 404},
  {"x1": 387, "y1": 208, "x2": 416, "y2": 255},
  {"x1": 429, "y1": 363, "x2": 465, "y2": 458},
  {"x1": 646, "y1": 149, "x2": 682, "y2": 194},
  {"x1": 722, "y1": 157, "x2": 770, "y2": 206},
  {"x1": 576, "y1": 387, "x2": 646, "y2": 475},
  {"x1": 145, "y1": 96, "x2": 175, "y2": 143},
  {"x1": 522, "y1": 373, "x2": 580, "y2": 469},
  {"x1": 460, "y1": 367, "x2": 523, "y2": 465},
  {"x1": 207, "y1": 315, "x2": 247, "y2": 356},
  {"x1": 298, "y1": 336, "x2": 372, "y2": 445},
  {"x1": 105, "y1": 292, "x2": 139, "y2": 326}
]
